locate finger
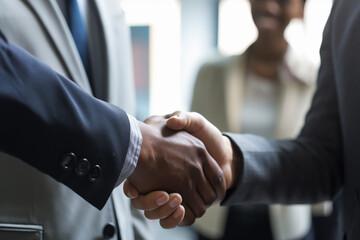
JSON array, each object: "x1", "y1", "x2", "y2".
[
  {"x1": 167, "y1": 112, "x2": 226, "y2": 162},
  {"x1": 166, "y1": 111, "x2": 206, "y2": 134},
  {"x1": 195, "y1": 151, "x2": 218, "y2": 206},
  {"x1": 186, "y1": 191, "x2": 206, "y2": 219},
  {"x1": 179, "y1": 203, "x2": 196, "y2": 226},
  {"x1": 167, "y1": 111, "x2": 231, "y2": 171},
  {"x1": 123, "y1": 179, "x2": 139, "y2": 199},
  {"x1": 131, "y1": 191, "x2": 170, "y2": 211},
  {"x1": 203, "y1": 154, "x2": 227, "y2": 202},
  {"x1": 145, "y1": 193, "x2": 182, "y2": 220},
  {"x1": 159, "y1": 205, "x2": 185, "y2": 229},
  {"x1": 196, "y1": 184, "x2": 216, "y2": 207}
]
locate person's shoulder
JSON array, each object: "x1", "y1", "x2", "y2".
[{"x1": 198, "y1": 53, "x2": 242, "y2": 74}]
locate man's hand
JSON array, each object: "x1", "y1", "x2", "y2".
[
  {"x1": 166, "y1": 111, "x2": 241, "y2": 190},
  {"x1": 127, "y1": 116, "x2": 226, "y2": 225},
  {"x1": 124, "y1": 112, "x2": 242, "y2": 228},
  {"x1": 124, "y1": 180, "x2": 185, "y2": 229}
]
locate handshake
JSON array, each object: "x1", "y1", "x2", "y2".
[{"x1": 124, "y1": 111, "x2": 242, "y2": 228}]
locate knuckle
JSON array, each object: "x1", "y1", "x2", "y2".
[
  {"x1": 195, "y1": 144, "x2": 206, "y2": 155},
  {"x1": 214, "y1": 170, "x2": 225, "y2": 188},
  {"x1": 196, "y1": 146, "x2": 211, "y2": 164},
  {"x1": 188, "y1": 163, "x2": 201, "y2": 177},
  {"x1": 193, "y1": 163, "x2": 202, "y2": 175}
]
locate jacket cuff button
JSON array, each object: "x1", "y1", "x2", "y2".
[
  {"x1": 60, "y1": 153, "x2": 77, "y2": 171},
  {"x1": 88, "y1": 165, "x2": 102, "y2": 182},
  {"x1": 75, "y1": 158, "x2": 90, "y2": 176}
]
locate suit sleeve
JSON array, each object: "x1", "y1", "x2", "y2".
[
  {"x1": 0, "y1": 32, "x2": 130, "y2": 210},
  {"x1": 223, "y1": 5, "x2": 343, "y2": 206}
]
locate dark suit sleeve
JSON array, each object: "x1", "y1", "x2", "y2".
[
  {"x1": 222, "y1": 5, "x2": 343, "y2": 206},
  {"x1": 0, "y1": 32, "x2": 130, "y2": 210}
]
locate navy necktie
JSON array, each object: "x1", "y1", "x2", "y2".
[{"x1": 66, "y1": 0, "x2": 92, "y2": 84}]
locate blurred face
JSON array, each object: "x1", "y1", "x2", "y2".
[{"x1": 250, "y1": 0, "x2": 304, "y2": 36}]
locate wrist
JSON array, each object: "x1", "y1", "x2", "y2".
[
  {"x1": 222, "y1": 136, "x2": 242, "y2": 190},
  {"x1": 128, "y1": 121, "x2": 155, "y2": 182}
]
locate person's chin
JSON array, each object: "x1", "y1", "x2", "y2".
[{"x1": 256, "y1": 18, "x2": 281, "y2": 32}]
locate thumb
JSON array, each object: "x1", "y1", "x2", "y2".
[
  {"x1": 167, "y1": 111, "x2": 234, "y2": 188},
  {"x1": 123, "y1": 179, "x2": 139, "y2": 199},
  {"x1": 166, "y1": 111, "x2": 207, "y2": 135},
  {"x1": 166, "y1": 112, "x2": 227, "y2": 164}
]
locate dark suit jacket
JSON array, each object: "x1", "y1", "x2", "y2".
[
  {"x1": 0, "y1": 32, "x2": 130, "y2": 210},
  {"x1": 223, "y1": 0, "x2": 360, "y2": 239}
]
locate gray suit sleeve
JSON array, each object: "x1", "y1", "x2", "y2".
[{"x1": 222, "y1": 11, "x2": 343, "y2": 206}]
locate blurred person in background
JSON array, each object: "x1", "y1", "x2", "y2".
[{"x1": 191, "y1": 0, "x2": 340, "y2": 239}]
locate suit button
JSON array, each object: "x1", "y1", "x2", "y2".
[
  {"x1": 60, "y1": 153, "x2": 77, "y2": 171},
  {"x1": 103, "y1": 222, "x2": 116, "y2": 239},
  {"x1": 88, "y1": 165, "x2": 102, "y2": 182},
  {"x1": 75, "y1": 158, "x2": 90, "y2": 176}
]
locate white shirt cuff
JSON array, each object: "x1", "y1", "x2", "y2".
[{"x1": 115, "y1": 114, "x2": 142, "y2": 187}]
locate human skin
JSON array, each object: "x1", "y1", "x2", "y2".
[
  {"x1": 125, "y1": 112, "x2": 242, "y2": 227},
  {"x1": 127, "y1": 116, "x2": 228, "y2": 226},
  {"x1": 125, "y1": 0, "x2": 307, "y2": 229},
  {"x1": 124, "y1": 180, "x2": 185, "y2": 229},
  {"x1": 248, "y1": 0, "x2": 304, "y2": 79}
]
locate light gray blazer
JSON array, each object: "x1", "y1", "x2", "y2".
[
  {"x1": 191, "y1": 47, "x2": 317, "y2": 240},
  {"x1": 223, "y1": 0, "x2": 360, "y2": 239},
  {"x1": 0, "y1": 0, "x2": 149, "y2": 239}
]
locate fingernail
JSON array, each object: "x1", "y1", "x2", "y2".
[
  {"x1": 127, "y1": 190, "x2": 135, "y2": 199},
  {"x1": 169, "y1": 115, "x2": 182, "y2": 119},
  {"x1": 156, "y1": 195, "x2": 168, "y2": 206},
  {"x1": 169, "y1": 198, "x2": 181, "y2": 208},
  {"x1": 173, "y1": 208, "x2": 182, "y2": 219}
]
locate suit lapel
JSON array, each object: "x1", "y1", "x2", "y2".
[
  {"x1": 275, "y1": 52, "x2": 304, "y2": 138},
  {"x1": 225, "y1": 55, "x2": 246, "y2": 133},
  {"x1": 24, "y1": 0, "x2": 92, "y2": 94}
]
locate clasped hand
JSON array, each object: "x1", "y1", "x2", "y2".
[{"x1": 125, "y1": 111, "x2": 240, "y2": 228}]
